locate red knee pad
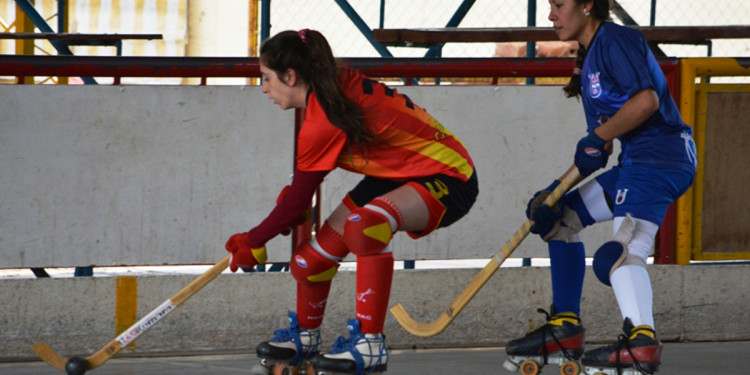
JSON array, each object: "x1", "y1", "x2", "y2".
[
  {"x1": 290, "y1": 241, "x2": 340, "y2": 286},
  {"x1": 343, "y1": 197, "x2": 402, "y2": 256}
]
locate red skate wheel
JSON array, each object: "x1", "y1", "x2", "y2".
[
  {"x1": 560, "y1": 360, "x2": 581, "y2": 375},
  {"x1": 520, "y1": 359, "x2": 541, "y2": 375}
]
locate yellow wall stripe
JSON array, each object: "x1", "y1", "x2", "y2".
[{"x1": 115, "y1": 276, "x2": 138, "y2": 351}]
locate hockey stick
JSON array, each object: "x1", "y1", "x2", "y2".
[
  {"x1": 390, "y1": 169, "x2": 580, "y2": 337},
  {"x1": 32, "y1": 254, "x2": 231, "y2": 372}
]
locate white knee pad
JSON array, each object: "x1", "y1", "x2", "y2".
[
  {"x1": 594, "y1": 214, "x2": 657, "y2": 286},
  {"x1": 613, "y1": 214, "x2": 659, "y2": 261}
]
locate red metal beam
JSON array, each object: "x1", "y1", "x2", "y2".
[
  {"x1": 0, "y1": 55, "x2": 583, "y2": 80},
  {"x1": 0, "y1": 55, "x2": 680, "y2": 81}
]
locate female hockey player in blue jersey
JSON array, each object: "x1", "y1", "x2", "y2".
[{"x1": 503, "y1": 1, "x2": 696, "y2": 375}]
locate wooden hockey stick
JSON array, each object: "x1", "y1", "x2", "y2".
[
  {"x1": 32, "y1": 254, "x2": 231, "y2": 372},
  {"x1": 390, "y1": 169, "x2": 580, "y2": 337}
]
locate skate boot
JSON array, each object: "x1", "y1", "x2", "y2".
[
  {"x1": 253, "y1": 311, "x2": 321, "y2": 375},
  {"x1": 581, "y1": 318, "x2": 662, "y2": 375},
  {"x1": 503, "y1": 307, "x2": 585, "y2": 375},
  {"x1": 311, "y1": 319, "x2": 387, "y2": 375}
]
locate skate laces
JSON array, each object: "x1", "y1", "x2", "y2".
[
  {"x1": 269, "y1": 312, "x2": 321, "y2": 360},
  {"x1": 328, "y1": 319, "x2": 386, "y2": 374},
  {"x1": 614, "y1": 330, "x2": 653, "y2": 374},
  {"x1": 535, "y1": 308, "x2": 581, "y2": 362}
]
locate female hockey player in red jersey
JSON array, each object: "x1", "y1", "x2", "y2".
[{"x1": 225, "y1": 29, "x2": 478, "y2": 375}]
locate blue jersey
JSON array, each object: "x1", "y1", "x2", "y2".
[{"x1": 581, "y1": 22, "x2": 696, "y2": 172}]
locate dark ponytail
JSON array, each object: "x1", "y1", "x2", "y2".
[
  {"x1": 562, "y1": 0, "x2": 611, "y2": 98},
  {"x1": 260, "y1": 30, "x2": 373, "y2": 154},
  {"x1": 563, "y1": 44, "x2": 587, "y2": 98}
]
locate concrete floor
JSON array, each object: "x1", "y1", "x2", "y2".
[{"x1": 2, "y1": 341, "x2": 749, "y2": 375}]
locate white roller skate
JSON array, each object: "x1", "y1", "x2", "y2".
[
  {"x1": 581, "y1": 319, "x2": 662, "y2": 375},
  {"x1": 311, "y1": 319, "x2": 387, "y2": 375},
  {"x1": 252, "y1": 311, "x2": 321, "y2": 375},
  {"x1": 503, "y1": 307, "x2": 585, "y2": 375}
]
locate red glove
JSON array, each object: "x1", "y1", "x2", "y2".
[{"x1": 225, "y1": 232, "x2": 268, "y2": 272}]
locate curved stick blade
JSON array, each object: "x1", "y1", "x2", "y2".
[
  {"x1": 31, "y1": 342, "x2": 67, "y2": 370},
  {"x1": 389, "y1": 259, "x2": 500, "y2": 337},
  {"x1": 389, "y1": 303, "x2": 452, "y2": 337},
  {"x1": 389, "y1": 170, "x2": 580, "y2": 338},
  {"x1": 31, "y1": 254, "x2": 231, "y2": 372}
]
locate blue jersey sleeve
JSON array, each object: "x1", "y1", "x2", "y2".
[{"x1": 602, "y1": 29, "x2": 655, "y2": 98}]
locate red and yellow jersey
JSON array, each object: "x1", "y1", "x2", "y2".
[{"x1": 296, "y1": 69, "x2": 475, "y2": 182}]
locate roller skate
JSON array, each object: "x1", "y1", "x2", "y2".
[
  {"x1": 252, "y1": 311, "x2": 321, "y2": 375},
  {"x1": 581, "y1": 318, "x2": 662, "y2": 375},
  {"x1": 503, "y1": 307, "x2": 585, "y2": 375},
  {"x1": 311, "y1": 318, "x2": 387, "y2": 375}
]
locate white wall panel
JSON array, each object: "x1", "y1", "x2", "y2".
[
  {"x1": 1, "y1": 85, "x2": 614, "y2": 268},
  {"x1": 1, "y1": 85, "x2": 294, "y2": 267}
]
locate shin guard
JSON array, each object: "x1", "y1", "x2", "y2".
[
  {"x1": 355, "y1": 252, "x2": 394, "y2": 333},
  {"x1": 291, "y1": 224, "x2": 348, "y2": 329}
]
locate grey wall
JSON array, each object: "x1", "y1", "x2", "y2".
[
  {"x1": 1, "y1": 85, "x2": 743, "y2": 362},
  {"x1": 1, "y1": 264, "x2": 747, "y2": 361},
  {"x1": 1, "y1": 85, "x2": 614, "y2": 268}
]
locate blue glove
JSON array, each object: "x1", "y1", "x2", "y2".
[
  {"x1": 574, "y1": 131, "x2": 608, "y2": 177},
  {"x1": 526, "y1": 180, "x2": 563, "y2": 240},
  {"x1": 526, "y1": 180, "x2": 560, "y2": 219}
]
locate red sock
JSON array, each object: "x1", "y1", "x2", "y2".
[
  {"x1": 296, "y1": 281, "x2": 331, "y2": 330},
  {"x1": 355, "y1": 252, "x2": 394, "y2": 333}
]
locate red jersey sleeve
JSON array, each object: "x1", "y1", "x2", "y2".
[
  {"x1": 246, "y1": 168, "x2": 328, "y2": 247},
  {"x1": 296, "y1": 93, "x2": 348, "y2": 172}
]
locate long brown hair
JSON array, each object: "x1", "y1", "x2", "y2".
[
  {"x1": 260, "y1": 29, "x2": 373, "y2": 154},
  {"x1": 563, "y1": 0, "x2": 611, "y2": 98}
]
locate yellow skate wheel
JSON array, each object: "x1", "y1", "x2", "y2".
[
  {"x1": 520, "y1": 359, "x2": 541, "y2": 375},
  {"x1": 560, "y1": 360, "x2": 581, "y2": 375}
]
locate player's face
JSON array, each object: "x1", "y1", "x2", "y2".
[
  {"x1": 259, "y1": 62, "x2": 297, "y2": 110},
  {"x1": 548, "y1": 0, "x2": 589, "y2": 43}
]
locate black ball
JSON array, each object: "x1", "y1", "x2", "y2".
[{"x1": 65, "y1": 356, "x2": 87, "y2": 375}]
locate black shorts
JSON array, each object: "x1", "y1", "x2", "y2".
[{"x1": 346, "y1": 170, "x2": 478, "y2": 237}]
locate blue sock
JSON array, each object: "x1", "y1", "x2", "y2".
[{"x1": 549, "y1": 240, "x2": 586, "y2": 316}]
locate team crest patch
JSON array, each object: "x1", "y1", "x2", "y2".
[
  {"x1": 589, "y1": 72, "x2": 602, "y2": 98},
  {"x1": 585, "y1": 147, "x2": 602, "y2": 157},
  {"x1": 295, "y1": 255, "x2": 308, "y2": 268},
  {"x1": 615, "y1": 189, "x2": 629, "y2": 205}
]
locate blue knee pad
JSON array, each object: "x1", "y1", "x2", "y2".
[{"x1": 592, "y1": 241, "x2": 627, "y2": 287}]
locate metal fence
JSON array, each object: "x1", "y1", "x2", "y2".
[
  {"x1": 262, "y1": 0, "x2": 750, "y2": 58},
  {"x1": 2, "y1": 0, "x2": 749, "y2": 58},
  {"x1": 1, "y1": 0, "x2": 749, "y2": 85}
]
